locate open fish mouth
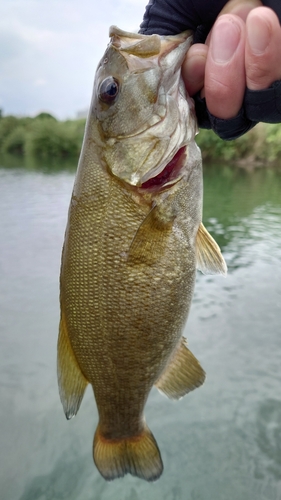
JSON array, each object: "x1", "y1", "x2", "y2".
[
  {"x1": 139, "y1": 147, "x2": 187, "y2": 191},
  {"x1": 97, "y1": 26, "x2": 194, "y2": 189}
]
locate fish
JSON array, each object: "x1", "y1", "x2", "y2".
[{"x1": 57, "y1": 26, "x2": 227, "y2": 482}]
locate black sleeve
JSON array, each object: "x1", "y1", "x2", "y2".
[
  {"x1": 263, "y1": 0, "x2": 281, "y2": 23},
  {"x1": 139, "y1": 0, "x2": 228, "y2": 42},
  {"x1": 139, "y1": 0, "x2": 281, "y2": 140},
  {"x1": 139, "y1": 0, "x2": 281, "y2": 40}
]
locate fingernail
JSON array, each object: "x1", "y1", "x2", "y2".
[
  {"x1": 220, "y1": 0, "x2": 262, "y2": 23},
  {"x1": 247, "y1": 15, "x2": 270, "y2": 54},
  {"x1": 211, "y1": 19, "x2": 241, "y2": 63}
]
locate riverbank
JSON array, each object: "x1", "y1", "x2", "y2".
[
  {"x1": 0, "y1": 113, "x2": 85, "y2": 160},
  {"x1": 0, "y1": 113, "x2": 281, "y2": 167},
  {"x1": 197, "y1": 122, "x2": 281, "y2": 168}
]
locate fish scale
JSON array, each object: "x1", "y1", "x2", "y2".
[{"x1": 57, "y1": 26, "x2": 226, "y2": 482}]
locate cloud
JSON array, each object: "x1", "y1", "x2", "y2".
[
  {"x1": 33, "y1": 79, "x2": 47, "y2": 87},
  {"x1": 0, "y1": 0, "x2": 146, "y2": 118}
]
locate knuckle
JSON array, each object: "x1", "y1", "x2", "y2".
[
  {"x1": 206, "y1": 74, "x2": 237, "y2": 99},
  {"x1": 246, "y1": 61, "x2": 274, "y2": 89}
]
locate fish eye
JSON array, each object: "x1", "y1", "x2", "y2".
[{"x1": 98, "y1": 77, "x2": 119, "y2": 104}]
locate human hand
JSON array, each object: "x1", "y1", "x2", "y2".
[
  {"x1": 140, "y1": 0, "x2": 281, "y2": 139},
  {"x1": 182, "y1": 0, "x2": 281, "y2": 121}
]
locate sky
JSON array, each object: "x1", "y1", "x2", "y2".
[{"x1": 0, "y1": 0, "x2": 147, "y2": 119}]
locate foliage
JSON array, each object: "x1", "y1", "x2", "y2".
[
  {"x1": 25, "y1": 118, "x2": 85, "y2": 159},
  {"x1": 0, "y1": 114, "x2": 86, "y2": 160},
  {"x1": 0, "y1": 112, "x2": 281, "y2": 166},
  {"x1": 2, "y1": 125, "x2": 27, "y2": 154},
  {"x1": 263, "y1": 124, "x2": 281, "y2": 162},
  {"x1": 0, "y1": 116, "x2": 20, "y2": 150},
  {"x1": 34, "y1": 112, "x2": 57, "y2": 121},
  {"x1": 196, "y1": 128, "x2": 249, "y2": 162},
  {"x1": 196, "y1": 123, "x2": 281, "y2": 166},
  {"x1": 197, "y1": 123, "x2": 281, "y2": 167}
]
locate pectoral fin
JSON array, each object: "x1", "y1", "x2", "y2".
[
  {"x1": 196, "y1": 222, "x2": 227, "y2": 275},
  {"x1": 57, "y1": 311, "x2": 88, "y2": 419},
  {"x1": 128, "y1": 204, "x2": 174, "y2": 265},
  {"x1": 155, "y1": 338, "x2": 206, "y2": 400}
]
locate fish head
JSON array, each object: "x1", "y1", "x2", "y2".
[{"x1": 92, "y1": 26, "x2": 196, "y2": 188}]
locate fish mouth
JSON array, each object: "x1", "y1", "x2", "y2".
[{"x1": 139, "y1": 146, "x2": 187, "y2": 191}]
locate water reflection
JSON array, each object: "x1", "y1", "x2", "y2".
[
  {"x1": 0, "y1": 152, "x2": 78, "y2": 173},
  {"x1": 19, "y1": 452, "x2": 91, "y2": 500},
  {"x1": 255, "y1": 399, "x2": 281, "y2": 481},
  {"x1": 0, "y1": 160, "x2": 281, "y2": 500}
]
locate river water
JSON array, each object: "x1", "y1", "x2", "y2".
[{"x1": 0, "y1": 157, "x2": 281, "y2": 500}]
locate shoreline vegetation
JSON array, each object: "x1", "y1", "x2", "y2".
[{"x1": 0, "y1": 112, "x2": 281, "y2": 168}]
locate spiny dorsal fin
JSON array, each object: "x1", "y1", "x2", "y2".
[
  {"x1": 57, "y1": 311, "x2": 88, "y2": 419},
  {"x1": 155, "y1": 337, "x2": 206, "y2": 400},
  {"x1": 127, "y1": 205, "x2": 174, "y2": 265},
  {"x1": 196, "y1": 222, "x2": 227, "y2": 275}
]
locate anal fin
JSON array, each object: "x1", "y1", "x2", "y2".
[
  {"x1": 196, "y1": 222, "x2": 227, "y2": 275},
  {"x1": 57, "y1": 311, "x2": 88, "y2": 419},
  {"x1": 155, "y1": 338, "x2": 205, "y2": 400}
]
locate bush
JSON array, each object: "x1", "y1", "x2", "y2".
[
  {"x1": 0, "y1": 111, "x2": 280, "y2": 166},
  {"x1": 2, "y1": 126, "x2": 26, "y2": 154},
  {"x1": 196, "y1": 127, "x2": 253, "y2": 163},
  {"x1": 196, "y1": 123, "x2": 281, "y2": 166},
  {"x1": 0, "y1": 114, "x2": 86, "y2": 160},
  {"x1": 264, "y1": 124, "x2": 281, "y2": 162},
  {"x1": 25, "y1": 118, "x2": 85, "y2": 159},
  {"x1": 34, "y1": 112, "x2": 57, "y2": 121},
  {"x1": 0, "y1": 116, "x2": 20, "y2": 150}
]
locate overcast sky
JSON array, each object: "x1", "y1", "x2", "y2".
[{"x1": 0, "y1": 0, "x2": 146, "y2": 118}]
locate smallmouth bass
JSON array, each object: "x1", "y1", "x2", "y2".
[{"x1": 57, "y1": 26, "x2": 227, "y2": 482}]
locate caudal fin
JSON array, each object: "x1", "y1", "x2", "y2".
[{"x1": 93, "y1": 423, "x2": 163, "y2": 482}]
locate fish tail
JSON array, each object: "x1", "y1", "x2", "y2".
[{"x1": 93, "y1": 423, "x2": 163, "y2": 482}]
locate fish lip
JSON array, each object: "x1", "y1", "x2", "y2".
[
  {"x1": 101, "y1": 28, "x2": 194, "y2": 189},
  {"x1": 109, "y1": 25, "x2": 192, "y2": 46}
]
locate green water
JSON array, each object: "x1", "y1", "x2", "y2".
[{"x1": 0, "y1": 159, "x2": 281, "y2": 500}]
